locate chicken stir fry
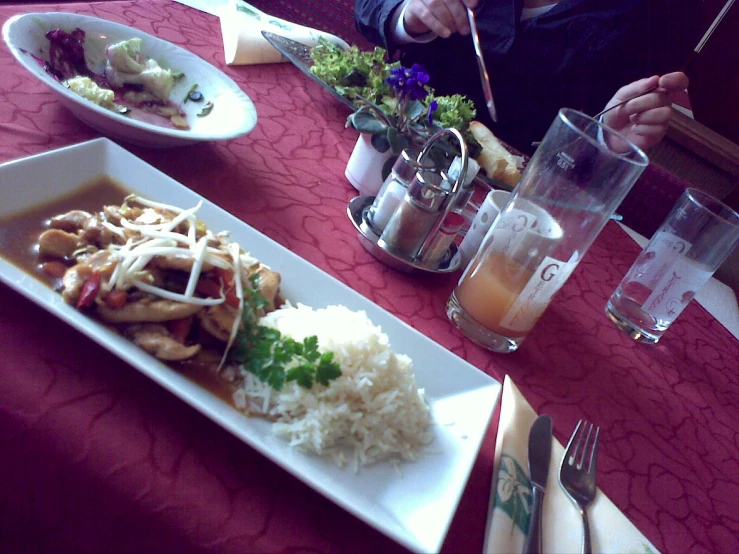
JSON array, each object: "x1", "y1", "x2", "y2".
[{"x1": 38, "y1": 195, "x2": 281, "y2": 364}]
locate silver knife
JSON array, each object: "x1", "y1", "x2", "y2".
[
  {"x1": 466, "y1": 7, "x2": 498, "y2": 122},
  {"x1": 523, "y1": 415, "x2": 553, "y2": 554}
]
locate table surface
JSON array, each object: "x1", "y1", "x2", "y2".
[{"x1": 1, "y1": 2, "x2": 738, "y2": 553}]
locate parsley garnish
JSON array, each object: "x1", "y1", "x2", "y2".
[{"x1": 229, "y1": 274, "x2": 341, "y2": 391}]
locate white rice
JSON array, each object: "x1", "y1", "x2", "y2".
[{"x1": 232, "y1": 304, "x2": 434, "y2": 468}]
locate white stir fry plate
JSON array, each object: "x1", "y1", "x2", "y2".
[
  {"x1": 2, "y1": 12, "x2": 257, "y2": 147},
  {"x1": 0, "y1": 139, "x2": 501, "y2": 553}
]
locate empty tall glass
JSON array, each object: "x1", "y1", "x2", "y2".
[
  {"x1": 447, "y1": 108, "x2": 649, "y2": 352},
  {"x1": 606, "y1": 189, "x2": 739, "y2": 343}
]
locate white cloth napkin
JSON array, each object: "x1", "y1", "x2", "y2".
[
  {"x1": 173, "y1": 0, "x2": 229, "y2": 17},
  {"x1": 484, "y1": 376, "x2": 661, "y2": 554},
  {"x1": 218, "y1": 0, "x2": 350, "y2": 65}
]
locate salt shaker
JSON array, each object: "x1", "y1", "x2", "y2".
[
  {"x1": 447, "y1": 156, "x2": 481, "y2": 213},
  {"x1": 368, "y1": 149, "x2": 433, "y2": 233},
  {"x1": 378, "y1": 169, "x2": 451, "y2": 259}
]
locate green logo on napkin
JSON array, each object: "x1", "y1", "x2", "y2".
[
  {"x1": 495, "y1": 454, "x2": 533, "y2": 534},
  {"x1": 236, "y1": 4, "x2": 260, "y2": 19}
]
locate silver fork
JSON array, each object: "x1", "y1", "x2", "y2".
[{"x1": 559, "y1": 420, "x2": 600, "y2": 554}]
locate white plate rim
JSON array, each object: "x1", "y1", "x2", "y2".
[{"x1": 0, "y1": 138, "x2": 502, "y2": 553}]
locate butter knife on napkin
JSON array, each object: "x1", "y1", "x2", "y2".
[
  {"x1": 484, "y1": 376, "x2": 661, "y2": 554},
  {"x1": 522, "y1": 415, "x2": 552, "y2": 554}
]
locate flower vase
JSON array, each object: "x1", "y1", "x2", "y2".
[{"x1": 345, "y1": 133, "x2": 395, "y2": 197}]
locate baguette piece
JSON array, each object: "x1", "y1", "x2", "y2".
[{"x1": 469, "y1": 121, "x2": 522, "y2": 187}]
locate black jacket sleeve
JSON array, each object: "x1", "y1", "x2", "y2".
[{"x1": 354, "y1": 0, "x2": 406, "y2": 49}]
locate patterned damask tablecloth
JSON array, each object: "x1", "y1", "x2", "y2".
[{"x1": 1, "y1": 1, "x2": 738, "y2": 553}]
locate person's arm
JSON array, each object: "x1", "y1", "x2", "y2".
[
  {"x1": 355, "y1": 0, "x2": 407, "y2": 48},
  {"x1": 388, "y1": 0, "x2": 438, "y2": 44},
  {"x1": 355, "y1": 0, "x2": 479, "y2": 48},
  {"x1": 400, "y1": 0, "x2": 478, "y2": 39},
  {"x1": 602, "y1": 72, "x2": 690, "y2": 151}
]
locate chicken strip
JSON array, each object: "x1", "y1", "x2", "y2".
[
  {"x1": 127, "y1": 324, "x2": 201, "y2": 361},
  {"x1": 97, "y1": 297, "x2": 203, "y2": 323}
]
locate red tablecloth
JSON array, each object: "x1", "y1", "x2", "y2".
[{"x1": 1, "y1": 2, "x2": 738, "y2": 553}]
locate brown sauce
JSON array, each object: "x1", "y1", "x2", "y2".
[
  {"x1": 0, "y1": 176, "x2": 127, "y2": 286},
  {"x1": 0, "y1": 176, "x2": 237, "y2": 405}
]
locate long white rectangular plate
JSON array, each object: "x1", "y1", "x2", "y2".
[{"x1": 0, "y1": 138, "x2": 501, "y2": 553}]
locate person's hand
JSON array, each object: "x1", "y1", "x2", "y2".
[
  {"x1": 403, "y1": 0, "x2": 479, "y2": 38},
  {"x1": 602, "y1": 72, "x2": 689, "y2": 151}
]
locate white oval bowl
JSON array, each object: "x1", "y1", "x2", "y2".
[{"x1": 2, "y1": 12, "x2": 258, "y2": 147}]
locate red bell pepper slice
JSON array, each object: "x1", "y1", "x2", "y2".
[
  {"x1": 196, "y1": 274, "x2": 241, "y2": 309},
  {"x1": 77, "y1": 272, "x2": 101, "y2": 309},
  {"x1": 168, "y1": 316, "x2": 193, "y2": 344},
  {"x1": 104, "y1": 289, "x2": 128, "y2": 310}
]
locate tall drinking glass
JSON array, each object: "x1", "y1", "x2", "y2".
[
  {"x1": 606, "y1": 189, "x2": 739, "y2": 343},
  {"x1": 447, "y1": 108, "x2": 648, "y2": 352}
]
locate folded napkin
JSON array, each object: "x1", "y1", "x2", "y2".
[
  {"x1": 219, "y1": 0, "x2": 350, "y2": 65},
  {"x1": 173, "y1": 0, "x2": 229, "y2": 17},
  {"x1": 484, "y1": 376, "x2": 661, "y2": 554}
]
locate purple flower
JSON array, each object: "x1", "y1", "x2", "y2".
[
  {"x1": 386, "y1": 64, "x2": 430, "y2": 101},
  {"x1": 427, "y1": 100, "x2": 438, "y2": 124}
]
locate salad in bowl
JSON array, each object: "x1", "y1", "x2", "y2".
[{"x1": 2, "y1": 12, "x2": 257, "y2": 147}]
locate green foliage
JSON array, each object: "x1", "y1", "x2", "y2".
[
  {"x1": 310, "y1": 39, "x2": 398, "y2": 105},
  {"x1": 428, "y1": 94, "x2": 477, "y2": 131},
  {"x1": 345, "y1": 95, "x2": 424, "y2": 155},
  {"x1": 230, "y1": 274, "x2": 341, "y2": 391},
  {"x1": 312, "y1": 39, "x2": 481, "y2": 172},
  {"x1": 348, "y1": 107, "x2": 386, "y2": 135}
]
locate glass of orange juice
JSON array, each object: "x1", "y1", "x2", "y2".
[{"x1": 447, "y1": 108, "x2": 649, "y2": 352}]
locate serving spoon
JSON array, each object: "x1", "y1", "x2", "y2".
[{"x1": 467, "y1": 7, "x2": 497, "y2": 122}]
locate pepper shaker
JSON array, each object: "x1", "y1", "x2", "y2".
[
  {"x1": 378, "y1": 169, "x2": 451, "y2": 259},
  {"x1": 368, "y1": 149, "x2": 435, "y2": 234}
]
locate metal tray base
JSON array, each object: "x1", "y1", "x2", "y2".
[{"x1": 347, "y1": 196, "x2": 462, "y2": 274}]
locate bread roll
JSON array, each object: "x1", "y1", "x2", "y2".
[{"x1": 469, "y1": 121, "x2": 522, "y2": 187}]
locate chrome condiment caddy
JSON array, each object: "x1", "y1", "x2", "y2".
[{"x1": 346, "y1": 128, "x2": 476, "y2": 274}]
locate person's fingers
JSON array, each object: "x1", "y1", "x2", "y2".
[
  {"x1": 404, "y1": 0, "x2": 436, "y2": 36},
  {"x1": 621, "y1": 91, "x2": 670, "y2": 116},
  {"x1": 625, "y1": 123, "x2": 669, "y2": 150},
  {"x1": 658, "y1": 72, "x2": 690, "y2": 105},
  {"x1": 407, "y1": 0, "x2": 470, "y2": 38},
  {"x1": 658, "y1": 71, "x2": 689, "y2": 92},
  {"x1": 405, "y1": 0, "x2": 454, "y2": 37},
  {"x1": 609, "y1": 75, "x2": 660, "y2": 106},
  {"x1": 426, "y1": 0, "x2": 468, "y2": 37},
  {"x1": 445, "y1": 0, "x2": 471, "y2": 35},
  {"x1": 631, "y1": 106, "x2": 673, "y2": 125},
  {"x1": 630, "y1": 123, "x2": 668, "y2": 138},
  {"x1": 463, "y1": 0, "x2": 479, "y2": 8}
]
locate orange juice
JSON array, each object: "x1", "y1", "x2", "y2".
[{"x1": 455, "y1": 252, "x2": 535, "y2": 337}]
